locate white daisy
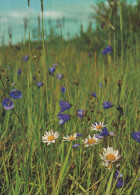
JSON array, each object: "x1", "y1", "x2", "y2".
[
  {"x1": 100, "y1": 146, "x2": 121, "y2": 164},
  {"x1": 63, "y1": 133, "x2": 77, "y2": 141},
  {"x1": 91, "y1": 122, "x2": 108, "y2": 131},
  {"x1": 42, "y1": 129, "x2": 60, "y2": 145},
  {"x1": 82, "y1": 135, "x2": 100, "y2": 147}
]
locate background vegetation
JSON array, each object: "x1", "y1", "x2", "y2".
[{"x1": 0, "y1": 0, "x2": 140, "y2": 194}]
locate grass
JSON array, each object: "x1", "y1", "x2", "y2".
[{"x1": 0, "y1": 1, "x2": 140, "y2": 194}]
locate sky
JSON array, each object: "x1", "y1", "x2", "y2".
[{"x1": 0, "y1": 0, "x2": 137, "y2": 45}]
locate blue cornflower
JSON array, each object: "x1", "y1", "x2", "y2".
[
  {"x1": 106, "y1": 46, "x2": 113, "y2": 54},
  {"x1": 17, "y1": 69, "x2": 21, "y2": 75},
  {"x1": 99, "y1": 127, "x2": 116, "y2": 137},
  {"x1": 9, "y1": 89, "x2": 22, "y2": 99},
  {"x1": 131, "y1": 132, "x2": 140, "y2": 143},
  {"x1": 102, "y1": 46, "x2": 112, "y2": 55},
  {"x1": 1, "y1": 98, "x2": 14, "y2": 110},
  {"x1": 115, "y1": 170, "x2": 123, "y2": 179},
  {"x1": 59, "y1": 100, "x2": 72, "y2": 112},
  {"x1": 57, "y1": 73, "x2": 63, "y2": 79},
  {"x1": 77, "y1": 133, "x2": 82, "y2": 137},
  {"x1": 37, "y1": 82, "x2": 44, "y2": 87},
  {"x1": 23, "y1": 55, "x2": 29, "y2": 62},
  {"x1": 48, "y1": 64, "x2": 57, "y2": 75},
  {"x1": 100, "y1": 83, "x2": 103, "y2": 88},
  {"x1": 91, "y1": 92, "x2": 97, "y2": 98},
  {"x1": 57, "y1": 113, "x2": 71, "y2": 125},
  {"x1": 60, "y1": 87, "x2": 65, "y2": 94},
  {"x1": 102, "y1": 49, "x2": 107, "y2": 55},
  {"x1": 99, "y1": 127, "x2": 110, "y2": 136},
  {"x1": 72, "y1": 144, "x2": 80, "y2": 148},
  {"x1": 116, "y1": 178, "x2": 126, "y2": 188},
  {"x1": 103, "y1": 101, "x2": 113, "y2": 109},
  {"x1": 78, "y1": 109, "x2": 84, "y2": 118}
]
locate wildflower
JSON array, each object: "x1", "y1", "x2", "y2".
[
  {"x1": 82, "y1": 135, "x2": 100, "y2": 147},
  {"x1": 22, "y1": 55, "x2": 29, "y2": 62},
  {"x1": 95, "y1": 135, "x2": 104, "y2": 139},
  {"x1": 37, "y1": 82, "x2": 44, "y2": 87},
  {"x1": 91, "y1": 122, "x2": 108, "y2": 132},
  {"x1": 1, "y1": 98, "x2": 14, "y2": 110},
  {"x1": 102, "y1": 46, "x2": 112, "y2": 55},
  {"x1": 100, "y1": 146, "x2": 121, "y2": 164},
  {"x1": 57, "y1": 113, "x2": 71, "y2": 125},
  {"x1": 57, "y1": 73, "x2": 63, "y2": 79},
  {"x1": 99, "y1": 127, "x2": 116, "y2": 137},
  {"x1": 9, "y1": 89, "x2": 22, "y2": 99},
  {"x1": 91, "y1": 92, "x2": 97, "y2": 98},
  {"x1": 78, "y1": 109, "x2": 84, "y2": 118},
  {"x1": 48, "y1": 64, "x2": 57, "y2": 75},
  {"x1": 103, "y1": 101, "x2": 113, "y2": 109},
  {"x1": 59, "y1": 100, "x2": 72, "y2": 112},
  {"x1": 60, "y1": 86, "x2": 65, "y2": 94},
  {"x1": 72, "y1": 144, "x2": 80, "y2": 148},
  {"x1": 106, "y1": 46, "x2": 113, "y2": 54},
  {"x1": 100, "y1": 83, "x2": 103, "y2": 88},
  {"x1": 77, "y1": 133, "x2": 82, "y2": 137},
  {"x1": 131, "y1": 131, "x2": 140, "y2": 143},
  {"x1": 17, "y1": 69, "x2": 21, "y2": 75},
  {"x1": 116, "y1": 178, "x2": 126, "y2": 188},
  {"x1": 42, "y1": 129, "x2": 60, "y2": 145},
  {"x1": 114, "y1": 170, "x2": 123, "y2": 178},
  {"x1": 63, "y1": 133, "x2": 77, "y2": 141}
]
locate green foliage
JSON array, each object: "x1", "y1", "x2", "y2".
[{"x1": 0, "y1": 0, "x2": 140, "y2": 194}]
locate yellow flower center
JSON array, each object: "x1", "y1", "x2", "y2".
[
  {"x1": 69, "y1": 136, "x2": 75, "y2": 140},
  {"x1": 87, "y1": 138, "x2": 96, "y2": 145},
  {"x1": 48, "y1": 135, "x2": 54, "y2": 141},
  {"x1": 96, "y1": 125, "x2": 103, "y2": 130},
  {"x1": 106, "y1": 154, "x2": 116, "y2": 161}
]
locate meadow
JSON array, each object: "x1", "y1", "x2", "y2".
[{"x1": 0, "y1": 0, "x2": 140, "y2": 194}]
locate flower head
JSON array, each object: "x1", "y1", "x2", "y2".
[
  {"x1": 77, "y1": 133, "x2": 82, "y2": 137},
  {"x1": 131, "y1": 131, "x2": 140, "y2": 143},
  {"x1": 116, "y1": 178, "x2": 126, "y2": 188},
  {"x1": 1, "y1": 98, "x2": 14, "y2": 110},
  {"x1": 103, "y1": 101, "x2": 113, "y2": 109},
  {"x1": 100, "y1": 83, "x2": 103, "y2": 88},
  {"x1": 72, "y1": 144, "x2": 80, "y2": 148},
  {"x1": 102, "y1": 46, "x2": 112, "y2": 55},
  {"x1": 59, "y1": 100, "x2": 72, "y2": 112},
  {"x1": 82, "y1": 135, "x2": 100, "y2": 147},
  {"x1": 48, "y1": 64, "x2": 57, "y2": 75},
  {"x1": 23, "y1": 55, "x2": 29, "y2": 62},
  {"x1": 78, "y1": 109, "x2": 84, "y2": 118},
  {"x1": 57, "y1": 113, "x2": 71, "y2": 125},
  {"x1": 42, "y1": 129, "x2": 60, "y2": 145},
  {"x1": 114, "y1": 170, "x2": 123, "y2": 178},
  {"x1": 17, "y1": 69, "x2": 21, "y2": 75},
  {"x1": 63, "y1": 133, "x2": 77, "y2": 141},
  {"x1": 9, "y1": 89, "x2": 22, "y2": 99},
  {"x1": 100, "y1": 146, "x2": 121, "y2": 164},
  {"x1": 60, "y1": 86, "x2": 65, "y2": 94},
  {"x1": 57, "y1": 73, "x2": 63, "y2": 79},
  {"x1": 37, "y1": 82, "x2": 44, "y2": 87},
  {"x1": 91, "y1": 122, "x2": 108, "y2": 132},
  {"x1": 91, "y1": 92, "x2": 97, "y2": 98},
  {"x1": 99, "y1": 127, "x2": 116, "y2": 137}
]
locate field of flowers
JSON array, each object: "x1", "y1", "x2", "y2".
[{"x1": 0, "y1": 0, "x2": 140, "y2": 194}]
